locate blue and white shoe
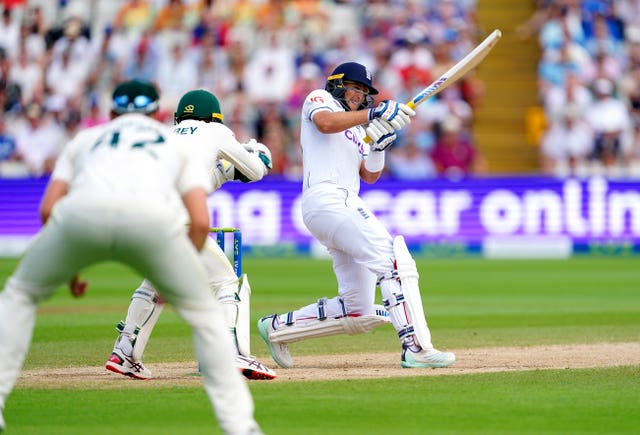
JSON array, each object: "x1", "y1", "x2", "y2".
[
  {"x1": 257, "y1": 315, "x2": 293, "y2": 368},
  {"x1": 401, "y1": 345, "x2": 456, "y2": 368}
]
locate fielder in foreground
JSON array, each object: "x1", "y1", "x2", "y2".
[
  {"x1": 0, "y1": 80, "x2": 262, "y2": 434},
  {"x1": 105, "y1": 89, "x2": 277, "y2": 380},
  {"x1": 258, "y1": 62, "x2": 455, "y2": 369}
]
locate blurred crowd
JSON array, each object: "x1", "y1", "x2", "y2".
[
  {"x1": 0, "y1": 0, "x2": 487, "y2": 179},
  {"x1": 520, "y1": 0, "x2": 640, "y2": 178}
]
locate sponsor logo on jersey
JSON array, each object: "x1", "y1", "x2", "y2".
[{"x1": 344, "y1": 129, "x2": 365, "y2": 156}]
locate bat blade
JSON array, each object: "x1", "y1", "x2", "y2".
[
  {"x1": 407, "y1": 29, "x2": 502, "y2": 110},
  {"x1": 363, "y1": 29, "x2": 502, "y2": 144}
]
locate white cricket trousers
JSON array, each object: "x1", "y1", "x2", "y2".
[
  {"x1": 298, "y1": 184, "x2": 395, "y2": 318},
  {"x1": 0, "y1": 195, "x2": 259, "y2": 435}
]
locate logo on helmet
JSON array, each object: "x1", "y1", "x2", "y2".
[{"x1": 184, "y1": 104, "x2": 195, "y2": 113}]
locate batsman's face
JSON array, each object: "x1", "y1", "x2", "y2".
[{"x1": 343, "y1": 81, "x2": 369, "y2": 111}]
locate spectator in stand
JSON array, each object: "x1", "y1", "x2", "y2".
[
  {"x1": 0, "y1": 47, "x2": 22, "y2": 114},
  {"x1": 430, "y1": 114, "x2": 484, "y2": 179},
  {"x1": 584, "y1": 77, "x2": 633, "y2": 174},
  {"x1": 540, "y1": 103, "x2": 594, "y2": 177},
  {"x1": 80, "y1": 95, "x2": 108, "y2": 128},
  {"x1": 12, "y1": 101, "x2": 65, "y2": 176},
  {"x1": 112, "y1": 0, "x2": 155, "y2": 43},
  {"x1": 153, "y1": 0, "x2": 187, "y2": 32},
  {"x1": 120, "y1": 32, "x2": 159, "y2": 83},
  {"x1": 156, "y1": 42, "x2": 198, "y2": 112},
  {"x1": 243, "y1": 31, "x2": 296, "y2": 105},
  {"x1": 388, "y1": 139, "x2": 436, "y2": 180},
  {"x1": 253, "y1": 102, "x2": 292, "y2": 175},
  {"x1": 537, "y1": 41, "x2": 584, "y2": 99},
  {"x1": 425, "y1": 86, "x2": 473, "y2": 129},
  {"x1": 583, "y1": 47, "x2": 625, "y2": 85},
  {"x1": 369, "y1": 36, "x2": 404, "y2": 99},
  {"x1": 287, "y1": 62, "x2": 323, "y2": 117},
  {"x1": 45, "y1": 46, "x2": 88, "y2": 102},
  {"x1": 226, "y1": 37, "x2": 248, "y2": 87},
  {"x1": 85, "y1": 25, "x2": 124, "y2": 107},
  {"x1": 192, "y1": 32, "x2": 236, "y2": 96},
  {"x1": 516, "y1": 0, "x2": 555, "y2": 40},
  {"x1": 538, "y1": 0, "x2": 585, "y2": 51},
  {"x1": 0, "y1": 116, "x2": 24, "y2": 177},
  {"x1": 153, "y1": 0, "x2": 191, "y2": 52},
  {"x1": 0, "y1": 7, "x2": 20, "y2": 60},
  {"x1": 294, "y1": 36, "x2": 325, "y2": 73},
  {"x1": 389, "y1": 28, "x2": 434, "y2": 92},
  {"x1": 8, "y1": 46, "x2": 43, "y2": 106},
  {"x1": 584, "y1": 11, "x2": 625, "y2": 59},
  {"x1": 323, "y1": 33, "x2": 373, "y2": 73},
  {"x1": 50, "y1": 17, "x2": 92, "y2": 73},
  {"x1": 0, "y1": 117, "x2": 17, "y2": 162},
  {"x1": 543, "y1": 70, "x2": 593, "y2": 120},
  {"x1": 18, "y1": 13, "x2": 46, "y2": 64}
]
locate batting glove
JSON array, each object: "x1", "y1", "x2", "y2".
[
  {"x1": 366, "y1": 119, "x2": 397, "y2": 152},
  {"x1": 367, "y1": 100, "x2": 416, "y2": 130}
]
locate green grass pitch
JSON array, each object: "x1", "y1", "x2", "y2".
[{"x1": 0, "y1": 255, "x2": 638, "y2": 434}]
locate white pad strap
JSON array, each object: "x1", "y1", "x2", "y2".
[
  {"x1": 217, "y1": 273, "x2": 252, "y2": 357},
  {"x1": 269, "y1": 304, "x2": 390, "y2": 344}
]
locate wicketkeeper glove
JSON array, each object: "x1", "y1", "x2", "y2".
[
  {"x1": 367, "y1": 100, "x2": 416, "y2": 130},
  {"x1": 211, "y1": 159, "x2": 236, "y2": 189},
  {"x1": 243, "y1": 139, "x2": 273, "y2": 170},
  {"x1": 366, "y1": 119, "x2": 397, "y2": 152}
]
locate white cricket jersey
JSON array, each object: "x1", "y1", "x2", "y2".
[
  {"x1": 301, "y1": 89, "x2": 369, "y2": 194},
  {"x1": 174, "y1": 119, "x2": 266, "y2": 182},
  {"x1": 52, "y1": 113, "x2": 212, "y2": 203}
]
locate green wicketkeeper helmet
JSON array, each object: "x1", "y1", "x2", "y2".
[{"x1": 174, "y1": 89, "x2": 224, "y2": 124}]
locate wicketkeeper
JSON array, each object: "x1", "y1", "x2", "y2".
[{"x1": 105, "y1": 89, "x2": 277, "y2": 380}]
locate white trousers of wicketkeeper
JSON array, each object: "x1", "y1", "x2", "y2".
[
  {"x1": 290, "y1": 183, "x2": 435, "y2": 349},
  {"x1": 0, "y1": 195, "x2": 257, "y2": 435}
]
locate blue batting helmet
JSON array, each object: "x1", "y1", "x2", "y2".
[{"x1": 325, "y1": 62, "x2": 378, "y2": 110}]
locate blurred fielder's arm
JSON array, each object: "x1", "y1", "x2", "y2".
[{"x1": 40, "y1": 143, "x2": 89, "y2": 297}]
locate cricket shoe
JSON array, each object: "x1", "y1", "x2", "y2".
[
  {"x1": 0, "y1": 409, "x2": 4, "y2": 433},
  {"x1": 401, "y1": 345, "x2": 456, "y2": 368},
  {"x1": 257, "y1": 315, "x2": 293, "y2": 368},
  {"x1": 105, "y1": 348, "x2": 152, "y2": 380},
  {"x1": 236, "y1": 355, "x2": 277, "y2": 380}
]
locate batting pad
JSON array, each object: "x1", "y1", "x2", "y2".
[
  {"x1": 269, "y1": 310, "x2": 390, "y2": 344},
  {"x1": 392, "y1": 235, "x2": 433, "y2": 349},
  {"x1": 235, "y1": 274, "x2": 251, "y2": 357}
]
